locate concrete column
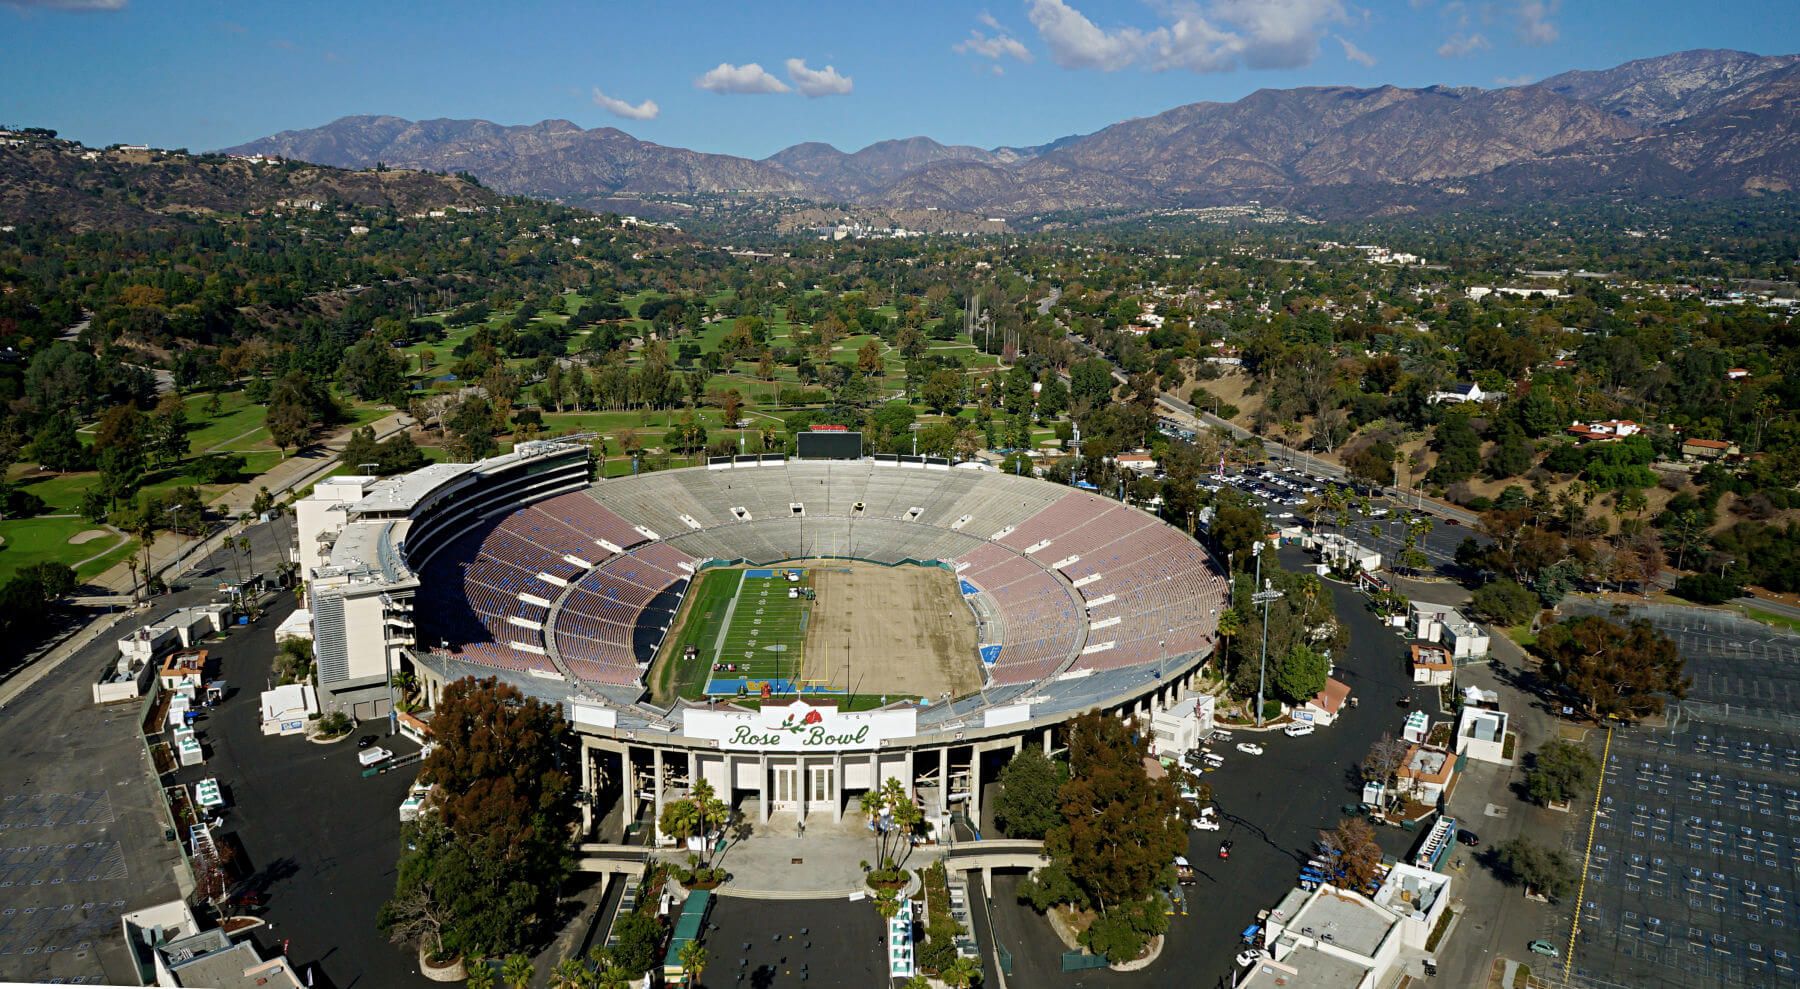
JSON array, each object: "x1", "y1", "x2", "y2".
[
  {"x1": 982, "y1": 866, "x2": 993, "y2": 899},
  {"x1": 759, "y1": 752, "x2": 770, "y2": 823},
  {"x1": 579, "y1": 738, "x2": 595, "y2": 837},
  {"x1": 833, "y1": 752, "x2": 844, "y2": 823},
  {"x1": 652, "y1": 748, "x2": 665, "y2": 842},
  {"x1": 622, "y1": 746, "x2": 639, "y2": 825},
  {"x1": 966, "y1": 744, "x2": 981, "y2": 826}
]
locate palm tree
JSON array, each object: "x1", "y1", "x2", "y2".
[
  {"x1": 677, "y1": 940, "x2": 709, "y2": 987},
  {"x1": 548, "y1": 958, "x2": 587, "y2": 989},
  {"x1": 464, "y1": 961, "x2": 496, "y2": 989},
  {"x1": 1216, "y1": 608, "x2": 1242, "y2": 664},
  {"x1": 941, "y1": 954, "x2": 983, "y2": 987},
  {"x1": 500, "y1": 953, "x2": 534, "y2": 989}
]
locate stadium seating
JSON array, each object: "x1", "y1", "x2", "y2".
[{"x1": 413, "y1": 461, "x2": 1225, "y2": 694}]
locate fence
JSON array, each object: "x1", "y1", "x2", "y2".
[{"x1": 1060, "y1": 950, "x2": 1109, "y2": 972}]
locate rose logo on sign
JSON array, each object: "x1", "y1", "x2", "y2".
[{"x1": 777, "y1": 706, "x2": 825, "y2": 734}]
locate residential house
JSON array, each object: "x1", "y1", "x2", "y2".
[
  {"x1": 1566, "y1": 419, "x2": 1640, "y2": 442},
  {"x1": 1427, "y1": 382, "x2": 1486, "y2": 405},
  {"x1": 1726, "y1": 368, "x2": 1750, "y2": 380},
  {"x1": 1681, "y1": 437, "x2": 1738, "y2": 461}
]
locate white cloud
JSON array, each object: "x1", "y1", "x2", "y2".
[
  {"x1": 1516, "y1": 0, "x2": 1559, "y2": 45},
  {"x1": 1026, "y1": 0, "x2": 1149, "y2": 71},
  {"x1": 1493, "y1": 74, "x2": 1535, "y2": 86},
  {"x1": 1436, "y1": 33, "x2": 1490, "y2": 57},
  {"x1": 591, "y1": 87, "x2": 660, "y2": 121},
  {"x1": 1336, "y1": 34, "x2": 1376, "y2": 67},
  {"x1": 978, "y1": 11, "x2": 1002, "y2": 30},
  {"x1": 785, "y1": 58, "x2": 853, "y2": 97},
  {"x1": 955, "y1": 28, "x2": 1034, "y2": 62},
  {"x1": 695, "y1": 62, "x2": 790, "y2": 95},
  {"x1": 1025, "y1": 0, "x2": 1346, "y2": 75}
]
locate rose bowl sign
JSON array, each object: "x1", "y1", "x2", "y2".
[{"x1": 682, "y1": 700, "x2": 917, "y2": 751}]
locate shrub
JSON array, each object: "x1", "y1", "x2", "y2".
[
  {"x1": 1672, "y1": 573, "x2": 1742, "y2": 605},
  {"x1": 1470, "y1": 579, "x2": 1537, "y2": 625}
]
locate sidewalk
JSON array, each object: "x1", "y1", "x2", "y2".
[{"x1": 89, "y1": 412, "x2": 406, "y2": 594}]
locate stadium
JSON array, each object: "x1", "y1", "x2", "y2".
[{"x1": 296, "y1": 437, "x2": 1228, "y2": 837}]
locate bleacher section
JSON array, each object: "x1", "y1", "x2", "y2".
[{"x1": 412, "y1": 462, "x2": 1225, "y2": 697}]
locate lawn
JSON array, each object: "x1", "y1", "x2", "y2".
[
  {"x1": 651, "y1": 566, "x2": 742, "y2": 704},
  {"x1": 0, "y1": 514, "x2": 132, "y2": 586},
  {"x1": 1739, "y1": 605, "x2": 1800, "y2": 634}
]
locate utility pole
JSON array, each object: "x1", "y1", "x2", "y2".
[{"x1": 1250, "y1": 541, "x2": 1285, "y2": 728}]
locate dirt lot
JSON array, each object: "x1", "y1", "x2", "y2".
[{"x1": 800, "y1": 561, "x2": 982, "y2": 699}]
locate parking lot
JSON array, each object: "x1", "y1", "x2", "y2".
[
  {"x1": 0, "y1": 633, "x2": 185, "y2": 984},
  {"x1": 1552, "y1": 603, "x2": 1800, "y2": 988},
  {"x1": 1210, "y1": 466, "x2": 1474, "y2": 568}
]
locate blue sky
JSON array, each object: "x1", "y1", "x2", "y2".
[{"x1": 4, "y1": 0, "x2": 1796, "y2": 158}]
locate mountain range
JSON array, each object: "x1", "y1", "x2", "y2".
[{"x1": 226, "y1": 49, "x2": 1800, "y2": 220}]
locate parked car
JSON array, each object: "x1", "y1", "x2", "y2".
[
  {"x1": 1457, "y1": 830, "x2": 1481, "y2": 847},
  {"x1": 1236, "y1": 742, "x2": 1265, "y2": 755},
  {"x1": 1193, "y1": 815, "x2": 1222, "y2": 831},
  {"x1": 1236, "y1": 949, "x2": 1264, "y2": 968},
  {"x1": 356, "y1": 734, "x2": 378, "y2": 749},
  {"x1": 1528, "y1": 939, "x2": 1559, "y2": 957},
  {"x1": 1283, "y1": 722, "x2": 1316, "y2": 737},
  {"x1": 1210, "y1": 729, "x2": 1235, "y2": 741},
  {"x1": 1218, "y1": 840, "x2": 1234, "y2": 860}
]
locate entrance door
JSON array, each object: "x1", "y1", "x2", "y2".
[
  {"x1": 807, "y1": 765, "x2": 836, "y2": 811},
  {"x1": 771, "y1": 766, "x2": 799, "y2": 810}
]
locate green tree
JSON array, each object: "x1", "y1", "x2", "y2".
[
  {"x1": 148, "y1": 392, "x2": 191, "y2": 467},
  {"x1": 464, "y1": 961, "x2": 495, "y2": 989},
  {"x1": 1491, "y1": 837, "x2": 1576, "y2": 901},
  {"x1": 1273, "y1": 644, "x2": 1330, "y2": 705},
  {"x1": 266, "y1": 377, "x2": 315, "y2": 454},
  {"x1": 383, "y1": 677, "x2": 577, "y2": 957},
  {"x1": 1524, "y1": 740, "x2": 1600, "y2": 806},
  {"x1": 993, "y1": 747, "x2": 1066, "y2": 839},
  {"x1": 1469, "y1": 579, "x2": 1537, "y2": 625},
  {"x1": 341, "y1": 336, "x2": 409, "y2": 402},
  {"x1": 1344, "y1": 440, "x2": 1396, "y2": 487},
  {"x1": 1037, "y1": 375, "x2": 1069, "y2": 419},
  {"x1": 1486, "y1": 421, "x2": 1534, "y2": 479},
  {"x1": 98, "y1": 444, "x2": 145, "y2": 510},
  {"x1": 1536, "y1": 616, "x2": 1689, "y2": 721},
  {"x1": 609, "y1": 910, "x2": 663, "y2": 977},
  {"x1": 1427, "y1": 414, "x2": 1480, "y2": 485},
  {"x1": 1047, "y1": 713, "x2": 1187, "y2": 914},
  {"x1": 28, "y1": 413, "x2": 89, "y2": 472},
  {"x1": 921, "y1": 369, "x2": 964, "y2": 416},
  {"x1": 1069, "y1": 358, "x2": 1115, "y2": 410}
]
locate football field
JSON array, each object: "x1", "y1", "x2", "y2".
[{"x1": 704, "y1": 568, "x2": 815, "y2": 696}]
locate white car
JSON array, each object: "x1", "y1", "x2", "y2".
[
  {"x1": 1237, "y1": 949, "x2": 1264, "y2": 968},
  {"x1": 1193, "y1": 815, "x2": 1222, "y2": 831},
  {"x1": 1210, "y1": 729, "x2": 1235, "y2": 741},
  {"x1": 1236, "y1": 742, "x2": 1265, "y2": 756},
  {"x1": 1284, "y1": 722, "x2": 1316, "y2": 737}
]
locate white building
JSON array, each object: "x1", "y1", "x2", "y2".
[
  {"x1": 1150, "y1": 694, "x2": 1216, "y2": 757},
  {"x1": 1314, "y1": 532, "x2": 1380, "y2": 573},
  {"x1": 1409, "y1": 643, "x2": 1454, "y2": 686},
  {"x1": 1455, "y1": 705, "x2": 1511, "y2": 765},
  {"x1": 1296, "y1": 677, "x2": 1351, "y2": 727},
  {"x1": 1408, "y1": 603, "x2": 1489, "y2": 659},
  {"x1": 1246, "y1": 872, "x2": 1449, "y2": 989},
  {"x1": 1427, "y1": 382, "x2": 1487, "y2": 405}
]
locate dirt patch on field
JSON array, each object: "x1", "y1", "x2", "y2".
[
  {"x1": 68, "y1": 529, "x2": 111, "y2": 545},
  {"x1": 800, "y1": 561, "x2": 982, "y2": 699}
]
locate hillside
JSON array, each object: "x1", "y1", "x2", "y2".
[
  {"x1": 0, "y1": 140, "x2": 499, "y2": 230},
  {"x1": 224, "y1": 48, "x2": 1800, "y2": 221}
]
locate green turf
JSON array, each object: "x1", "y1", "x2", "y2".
[
  {"x1": 652, "y1": 567, "x2": 742, "y2": 703},
  {"x1": 0, "y1": 515, "x2": 131, "y2": 586},
  {"x1": 710, "y1": 568, "x2": 812, "y2": 690}
]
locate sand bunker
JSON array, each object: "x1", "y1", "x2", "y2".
[{"x1": 68, "y1": 529, "x2": 111, "y2": 545}]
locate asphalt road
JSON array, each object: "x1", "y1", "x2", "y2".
[{"x1": 976, "y1": 545, "x2": 1439, "y2": 986}]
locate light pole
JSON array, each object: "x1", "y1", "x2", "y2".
[{"x1": 1250, "y1": 542, "x2": 1285, "y2": 728}]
